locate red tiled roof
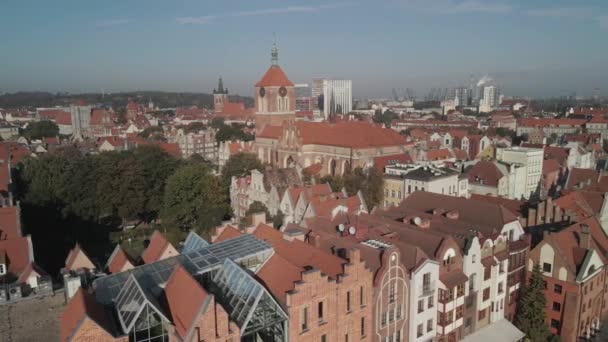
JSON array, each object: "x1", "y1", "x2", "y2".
[
  {"x1": 164, "y1": 265, "x2": 209, "y2": 339},
  {"x1": 565, "y1": 168, "x2": 599, "y2": 190},
  {"x1": 256, "y1": 253, "x2": 304, "y2": 304},
  {"x1": 0, "y1": 236, "x2": 32, "y2": 275},
  {"x1": 470, "y1": 194, "x2": 524, "y2": 218},
  {"x1": 543, "y1": 159, "x2": 561, "y2": 175},
  {"x1": 467, "y1": 161, "x2": 505, "y2": 187},
  {"x1": 214, "y1": 225, "x2": 242, "y2": 243},
  {"x1": 98, "y1": 136, "x2": 125, "y2": 147},
  {"x1": 254, "y1": 224, "x2": 345, "y2": 279},
  {"x1": 309, "y1": 194, "x2": 363, "y2": 218},
  {"x1": 296, "y1": 121, "x2": 407, "y2": 148},
  {"x1": 17, "y1": 262, "x2": 47, "y2": 283},
  {"x1": 64, "y1": 243, "x2": 94, "y2": 271},
  {"x1": 255, "y1": 65, "x2": 294, "y2": 87},
  {"x1": 427, "y1": 148, "x2": 453, "y2": 161},
  {"x1": 61, "y1": 288, "x2": 113, "y2": 342},
  {"x1": 544, "y1": 146, "x2": 569, "y2": 166},
  {"x1": 105, "y1": 245, "x2": 134, "y2": 274},
  {"x1": 257, "y1": 125, "x2": 283, "y2": 139},
  {"x1": 0, "y1": 206, "x2": 20, "y2": 240},
  {"x1": 141, "y1": 230, "x2": 173, "y2": 264},
  {"x1": 401, "y1": 192, "x2": 518, "y2": 228}
]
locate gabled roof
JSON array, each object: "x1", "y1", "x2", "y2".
[
  {"x1": 61, "y1": 288, "x2": 114, "y2": 342},
  {"x1": 467, "y1": 161, "x2": 506, "y2": 187},
  {"x1": 373, "y1": 153, "x2": 412, "y2": 173},
  {"x1": 64, "y1": 243, "x2": 95, "y2": 271},
  {"x1": 255, "y1": 65, "x2": 294, "y2": 87},
  {"x1": 141, "y1": 230, "x2": 174, "y2": 264},
  {"x1": 105, "y1": 245, "x2": 134, "y2": 274},
  {"x1": 164, "y1": 265, "x2": 210, "y2": 340},
  {"x1": 296, "y1": 121, "x2": 407, "y2": 148}
]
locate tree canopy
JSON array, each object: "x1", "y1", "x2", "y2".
[
  {"x1": 23, "y1": 120, "x2": 59, "y2": 140},
  {"x1": 319, "y1": 167, "x2": 383, "y2": 208},
  {"x1": 515, "y1": 263, "x2": 550, "y2": 342},
  {"x1": 19, "y1": 145, "x2": 178, "y2": 223},
  {"x1": 161, "y1": 164, "x2": 230, "y2": 234},
  {"x1": 220, "y1": 152, "x2": 263, "y2": 185}
]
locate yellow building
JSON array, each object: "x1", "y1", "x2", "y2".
[{"x1": 382, "y1": 175, "x2": 405, "y2": 207}]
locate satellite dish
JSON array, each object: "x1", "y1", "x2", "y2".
[
  {"x1": 413, "y1": 217, "x2": 422, "y2": 225},
  {"x1": 348, "y1": 227, "x2": 356, "y2": 235},
  {"x1": 338, "y1": 224, "x2": 345, "y2": 232}
]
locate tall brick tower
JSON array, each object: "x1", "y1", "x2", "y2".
[
  {"x1": 213, "y1": 77, "x2": 228, "y2": 112},
  {"x1": 254, "y1": 43, "x2": 296, "y2": 134}
]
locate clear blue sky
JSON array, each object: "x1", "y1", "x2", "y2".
[{"x1": 1, "y1": 0, "x2": 607, "y2": 98}]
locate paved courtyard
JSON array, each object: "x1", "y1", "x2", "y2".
[{"x1": 0, "y1": 294, "x2": 64, "y2": 342}]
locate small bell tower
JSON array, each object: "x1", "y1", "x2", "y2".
[{"x1": 213, "y1": 76, "x2": 229, "y2": 112}]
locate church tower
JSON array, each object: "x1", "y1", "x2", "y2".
[
  {"x1": 213, "y1": 77, "x2": 228, "y2": 112},
  {"x1": 254, "y1": 42, "x2": 296, "y2": 134}
]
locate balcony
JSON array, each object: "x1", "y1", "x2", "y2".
[{"x1": 420, "y1": 281, "x2": 436, "y2": 296}]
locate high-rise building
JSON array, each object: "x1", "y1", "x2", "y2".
[
  {"x1": 311, "y1": 78, "x2": 352, "y2": 119},
  {"x1": 454, "y1": 87, "x2": 471, "y2": 107},
  {"x1": 479, "y1": 86, "x2": 500, "y2": 113},
  {"x1": 294, "y1": 84, "x2": 311, "y2": 112}
]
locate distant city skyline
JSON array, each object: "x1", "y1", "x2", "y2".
[{"x1": 1, "y1": 0, "x2": 608, "y2": 98}]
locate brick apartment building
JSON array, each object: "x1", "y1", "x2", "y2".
[{"x1": 528, "y1": 216, "x2": 608, "y2": 341}]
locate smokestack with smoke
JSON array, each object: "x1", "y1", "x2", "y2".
[{"x1": 477, "y1": 75, "x2": 493, "y2": 87}]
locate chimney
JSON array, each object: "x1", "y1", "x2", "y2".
[
  {"x1": 251, "y1": 212, "x2": 267, "y2": 227},
  {"x1": 580, "y1": 224, "x2": 590, "y2": 249},
  {"x1": 528, "y1": 208, "x2": 537, "y2": 227}
]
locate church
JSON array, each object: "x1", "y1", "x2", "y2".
[{"x1": 232, "y1": 43, "x2": 411, "y2": 177}]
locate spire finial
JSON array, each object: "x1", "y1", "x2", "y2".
[{"x1": 271, "y1": 33, "x2": 279, "y2": 66}]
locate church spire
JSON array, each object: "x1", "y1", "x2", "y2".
[
  {"x1": 214, "y1": 76, "x2": 227, "y2": 94},
  {"x1": 271, "y1": 34, "x2": 279, "y2": 66}
]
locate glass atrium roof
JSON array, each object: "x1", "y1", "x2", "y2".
[
  {"x1": 182, "y1": 231, "x2": 209, "y2": 253},
  {"x1": 93, "y1": 234, "x2": 273, "y2": 305},
  {"x1": 211, "y1": 259, "x2": 288, "y2": 337}
]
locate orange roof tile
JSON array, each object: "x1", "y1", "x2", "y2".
[
  {"x1": 164, "y1": 265, "x2": 209, "y2": 339},
  {"x1": 0, "y1": 236, "x2": 32, "y2": 275},
  {"x1": 105, "y1": 245, "x2": 135, "y2": 274},
  {"x1": 255, "y1": 65, "x2": 294, "y2": 87},
  {"x1": 0, "y1": 206, "x2": 21, "y2": 240},
  {"x1": 141, "y1": 230, "x2": 173, "y2": 264},
  {"x1": 214, "y1": 225, "x2": 242, "y2": 243},
  {"x1": 61, "y1": 288, "x2": 113, "y2": 342},
  {"x1": 296, "y1": 121, "x2": 407, "y2": 148}
]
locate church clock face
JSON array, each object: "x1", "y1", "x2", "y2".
[
  {"x1": 259, "y1": 87, "x2": 266, "y2": 97},
  {"x1": 279, "y1": 86, "x2": 287, "y2": 97}
]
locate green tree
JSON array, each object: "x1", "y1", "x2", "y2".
[
  {"x1": 23, "y1": 120, "x2": 59, "y2": 140},
  {"x1": 185, "y1": 122, "x2": 207, "y2": 134},
  {"x1": 244, "y1": 201, "x2": 271, "y2": 225},
  {"x1": 94, "y1": 152, "x2": 147, "y2": 223},
  {"x1": 132, "y1": 146, "x2": 179, "y2": 222},
  {"x1": 319, "y1": 167, "x2": 384, "y2": 208},
  {"x1": 138, "y1": 126, "x2": 163, "y2": 139},
  {"x1": 515, "y1": 264, "x2": 550, "y2": 342},
  {"x1": 161, "y1": 164, "x2": 229, "y2": 234},
  {"x1": 210, "y1": 117, "x2": 225, "y2": 129},
  {"x1": 221, "y1": 152, "x2": 263, "y2": 185}
]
